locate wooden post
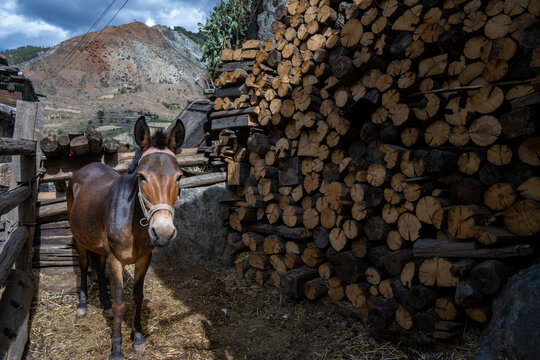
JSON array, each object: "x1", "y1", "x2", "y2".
[{"x1": 9, "y1": 100, "x2": 44, "y2": 270}]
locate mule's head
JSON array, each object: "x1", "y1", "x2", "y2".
[{"x1": 134, "y1": 116, "x2": 185, "y2": 247}]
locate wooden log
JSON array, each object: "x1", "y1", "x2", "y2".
[
  {"x1": 248, "y1": 251, "x2": 269, "y2": 271},
  {"x1": 468, "y1": 260, "x2": 512, "y2": 295},
  {"x1": 84, "y1": 127, "x2": 102, "y2": 154},
  {"x1": 368, "y1": 299, "x2": 399, "y2": 330},
  {"x1": 179, "y1": 172, "x2": 227, "y2": 188},
  {"x1": 56, "y1": 134, "x2": 71, "y2": 157},
  {"x1": 413, "y1": 238, "x2": 533, "y2": 258},
  {"x1": 407, "y1": 285, "x2": 437, "y2": 310},
  {"x1": 69, "y1": 136, "x2": 90, "y2": 156},
  {"x1": 504, "y1": 200, "x2": 540, "y2": 236},
  {"x1": 0, "y1": 227, "x2": 28, "y2": 287},
  {"x1": 333, "y1": 251, "x2": 368, "y2": 284},
  {"x1": 435, "y1": 298, "x2": 459, "y2": 321},
  {"x1": 384, "y1": 249, "x2": 414, "y2": 276},
  {"x1": 303, "y1": 278, "x2": 328, "y2": 300},
  {"x1": 243, "y1": 223, "x2": 312, "y2": 240},
  {"x1": 280, "y1": 267, "x2": 319, "y2": 299},
  {"x1": 0, "y1": 186, "x2": 31, "y2": 216},
  {"x1": 345, "y1": 282, "x2": 369, "y2": 307},
  {"x1": 39, "y1": 137, "x2": 60, "y2": 159},
  {"x1": 0, "y1": 137, "x2": 35, "y2": 156},
  {"x1": 36, "y1": 201, "x2": 67, "y2": 224},
  {"x1": 418, "y1": 257, "x2": 459, "y2": 287},
  {"x1": 455, "y1": 279, "x2": 485, "y2": 306},
  {"x1": 327, "y1": 277, "x2": 345, "y2": 301},
  {"x1": 395, "y1": 305, "x2": 416, "y2": 330},
  {"x1": 465, "y1": 305, "x2": 492, "y2": 323}
]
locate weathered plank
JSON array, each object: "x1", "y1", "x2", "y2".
[
  {"x1": 9, "y1": 100, "x2": 44, "y2": 270},
  {"x1": 0, "y1": 269, "x2": 34, "y2": 360},
  {"x1": 0, "y1": 137, "x2": 36, "y2": 155},
  {"x1": 211, "y1": 114, "x2": 257, "y2": 130},
  {"x1": 179, "y1": 172, "x2": 227, "y2": 188}
]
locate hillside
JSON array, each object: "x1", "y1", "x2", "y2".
[{"x1": 22, "y1": 22, "x2": 207, "y2": 139}]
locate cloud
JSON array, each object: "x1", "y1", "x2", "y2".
[
  {"x1": 0, "y1": 4, "x2": 70, "y2": 49},
  {"x1": 0, "y1": 0, "x2": 220, "y2": 49},
  {"x1": 116, "y1": 1, "x2": 211, "y2": 32}
]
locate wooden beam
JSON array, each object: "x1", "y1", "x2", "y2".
[
  {"x1": 179, "y1": 172, "x2": 226, "y2": 188},
  {"x1": 211, "y1": 114, "x2": 257, "y2": 130},
  {"x1": 0, "y1": 227, "x2": 28, "y2": 287},
  {"x1": 0, "y1": 186, "x2": 31, "y2": 216},
  {"x1": 413, "y1": 238, "x2": 533, "y2": 258},
  {"x1": 0, "y1": 137, "x2": 36, "y2": 155},
  {"x1": 36, "y1": 201, "x2": 68, "y2": 224},
  {"x1": 210, "y1": 106, "x2": 259, "y2": 119}
]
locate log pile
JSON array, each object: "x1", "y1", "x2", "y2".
[
  {"x1": 39, "y1": 126, "x2": 121, "y2": 159},
  {"x1": 218, "y1": 0, "x2": 540, "y2": 338}
]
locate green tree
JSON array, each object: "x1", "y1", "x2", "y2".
[
  {"x1": 197, "y1": 0, "x2": 252, "y2": 74},
  {"x1": 3, "y1": 45, "x2": 50, "y2": 65}
]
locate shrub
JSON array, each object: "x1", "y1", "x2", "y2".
[{"x1": 197, "y1": 0, "x2": 252, "y2": 74}]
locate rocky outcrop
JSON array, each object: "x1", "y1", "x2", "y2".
[
  {"x1": 23, "y1": 22, "x2": 204, "y2": 96},
  {"x1": 476, "y1": 263, "x2": 540, "y2": 360},
  {"x1": 165, "y1": 183, "x2": 233, "y2": 266}
]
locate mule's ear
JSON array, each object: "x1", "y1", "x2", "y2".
[
  {"x1": 134, "y1": 116, "x2": 151, "y2": 150},
  {"x1": 167, "y1": 118, "x2": 185, "y2": 152}
]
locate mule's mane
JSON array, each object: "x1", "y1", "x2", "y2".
[{"x1": 127, "y1": 130, "x2": 169, "y2": 174}]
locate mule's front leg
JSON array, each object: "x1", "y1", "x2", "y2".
[
  {"x1": 131, "y1": 254, "x2": 151, "y2": 353},
  {"x1": 108, "y1": 256, "x2": 125, "y2": 360}
]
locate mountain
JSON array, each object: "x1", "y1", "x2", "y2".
[{"x1": 22, "y1": 22, "x2": 207, "y2": 139}]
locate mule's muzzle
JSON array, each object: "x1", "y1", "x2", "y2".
[{"x1": 148, "y1": 211, "x2": 177, "y2": 247}]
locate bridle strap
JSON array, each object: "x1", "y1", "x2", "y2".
[
  {"x1": 138, "y1": 187, "x2": 174, "y2": 226},
  {"x1": 139, "y1": 147, "x2": 176, "y2": 163},
  {"x1": 137, "y1": 147, "x2": 177, "y2": 226}
]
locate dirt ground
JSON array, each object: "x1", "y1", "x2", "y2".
[{"x1": 26, "y1": 250, "x2": 480, "y2": 360}]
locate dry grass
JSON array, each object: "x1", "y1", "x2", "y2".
[{"x1": 27, "y1": 259, "x2": 480, "y2": 360}]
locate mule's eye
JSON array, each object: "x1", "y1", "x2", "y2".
[{"x1": 137, "y1": 174, "x2": 147, "y2": 182}]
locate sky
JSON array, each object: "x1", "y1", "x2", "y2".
[{"x1": 0, "y1": 0, "x2": 221, "y2": 50}]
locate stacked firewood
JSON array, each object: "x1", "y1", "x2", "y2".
[
  {"x1": 39, "y1": 127, "x2": 120, "y2": 159},
  {"x1": 217, "y1": 0, "x2": 540, "y2": 338}
]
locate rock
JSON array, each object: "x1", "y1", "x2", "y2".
[
  {"x1": 158, "y1": 183, "x2": 233, "y2": 266},
  {"x1": 256, "y1": 0, "x2": 288, "y2": 40},
  {"x1": 476, "y1": 264, "x2": 540, "y2": 360}
]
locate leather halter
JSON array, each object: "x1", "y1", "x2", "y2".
[{"x1": 137, "y1": 147, "x2": 176, "y2": 226}]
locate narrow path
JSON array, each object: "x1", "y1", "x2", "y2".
[{"x1": 26, "y1": 251, "x2": 479, "y2": 359}]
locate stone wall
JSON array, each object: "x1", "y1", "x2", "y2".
[{"x1": 164, "y1": 183, "x2": 233, "y2": 266}]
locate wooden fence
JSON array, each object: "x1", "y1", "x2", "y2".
[{"x1": 0, "y1": 100, "x2": 43, "y2": 359}]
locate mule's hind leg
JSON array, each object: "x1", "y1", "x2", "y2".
[
  {"x1": 75, "y1": 244, "x2": 89, "y2": 318},
  {"x1": 131, "y1": 253, "x2": 152, "y2": 353},
  {"x1": 89, "y1": 252, "x2": 113, "y2": 317}
]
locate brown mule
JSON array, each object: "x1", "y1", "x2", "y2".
[{"x1": 67, "y1": 116, "x2": 185, "y2": 359}]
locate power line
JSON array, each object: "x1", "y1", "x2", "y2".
[
  {"x1": 40, "y1": 0, "x2": 130, "y2": 85},
  {"x1": 39, "y1": 0, "x2": 117, "y2": 85}
]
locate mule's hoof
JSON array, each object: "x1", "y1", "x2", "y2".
[
  {"x1": 132, "y1": 332, "x2": 146, "y2": 353},
  {"x1": 108, "y1": 352, "x2": 124, "y2": 360},
  {"x1": 76, "y1": 306, "x2": 87, "y2": 318},
  {"x1": 103, "y1": 308, "x2": 113, "y2": 317},
  {"x1": 133, "y1": 341, "x2": 146, "y2": 353}
]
